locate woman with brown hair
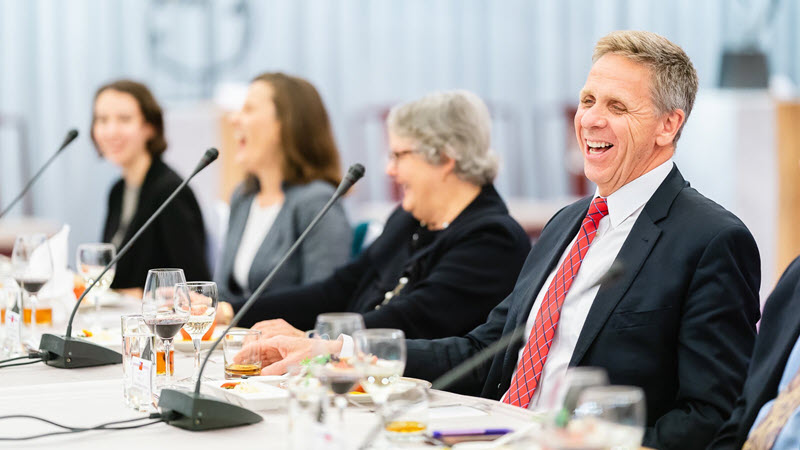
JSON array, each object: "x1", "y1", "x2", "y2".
[
  {"x1": 92, "y1": 79, "x2": 211, "y2": 291},
  {"x1": 214, "y1": 72, "x2": 351, "y2": 311}
]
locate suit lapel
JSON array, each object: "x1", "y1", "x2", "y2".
[
  {"x1": 499, "y1": 197, "x2": 592, "y2": 380},
  {"x1": 569, "y1": 165, "x2": 686, "y2": 366}
]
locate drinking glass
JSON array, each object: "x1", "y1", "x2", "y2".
[
  {"x1": 223, "y1": 329, "x2": 262, "y2": 379},
  {"x1": 11, "y1": 234, "x2": 53, "y2": 346},
  {"x1": 76, "y1": 243, "x2": 116, "y2": 330},
  {"x1": 315, "y1": 312, "x2": 365, "y2": 340},
  {"x1": 141, "y1": 268, "x2": 189, "y2": 390},
  {"x1": 384, "y1": 384, "x2": 429, "y2": 442},
  {"x1": 121, "y1": 314, "x2": 153, "y2": 411},
  {"x1": 353, "y1": 328, "x2": 406, "y2": 436},
  {"x1": 314, "y1": 313, "x2": 365, "y2": 429},
  {"x1": 571, "y1": 385, "x2": 646, "y2": 450},
  {"x1": 286, "y1": 364, "x2": 329, "y2": 449},
  {"x1": 1, "y1": 285, "x2": 24, "y2": 357},
  {"x1": 544, "y1": 367, "x2": 609, "y2": 428},
  {"x1": 175, "y1": 281, "x2": 217, "y2": 384}
]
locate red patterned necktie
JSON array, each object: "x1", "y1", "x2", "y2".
[{"x1": 503, "y1": 196, "x2": 609, "y2": 408}]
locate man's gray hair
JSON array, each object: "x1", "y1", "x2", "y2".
[
  {"x1": 387, "y1": 90, "x2": 498, "y2": 185},
  {"x1": 594, "y1": 30, "x2": 699, "y2": 143}
]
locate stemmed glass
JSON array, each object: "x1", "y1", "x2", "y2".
[
  {"x1": 142, "y1": 268, "x2": 189, "y2": 390},
  {"x1": 175, "y1": 281, "x2": 217, "y2": 384},
  {"x1": 353, "y1": 328, "x2": 406, "y2": 435},
  {"x1": 544, "y1": 367, "x2": 609, "y2": 428},
  {"x1": 571, "y1": 385, "x2": 646, "y2": 449},
  {"x1": 76, "y1": 243, "x2": 116, "y2": 330},
  {"x1": 11, "y1": 234, "x2": 53, "y2": 347},
  {"x1": 314, "y1": 313, "x2": 365, "y2": 429}
]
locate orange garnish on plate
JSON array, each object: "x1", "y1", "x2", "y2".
[{"x1": 81, "y1": 329, "x2": 93, "y2": 337}]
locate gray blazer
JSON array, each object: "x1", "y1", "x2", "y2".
[{"x1": 215, "y1": 180, "x2": 352, "y2": 308}]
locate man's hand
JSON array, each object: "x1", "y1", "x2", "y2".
[
  {"x1": 252, "y1": 318, "x2": 305, "y2": 339},
  {"x1": 235, "y1": 336, "x2": 343, "y2": 376}
]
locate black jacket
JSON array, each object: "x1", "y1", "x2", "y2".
[
  {"x1": 405, "y1": 166, "x2": 761, "y2": 450},
  {"x1": 709, "y1": 256, "x2": 800, "y2": 449},
  {"x1": 237, "y1": 184, "x2": 531, "y2": 340},
  {"x1": 102, "y1": 157, "x2": 211, "y2": 288}
]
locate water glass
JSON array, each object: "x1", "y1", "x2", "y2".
[
  {"x1": 121, "y1": 314, "x2": 154, "y2": 411},
  {"x1": 544, "y1": 366, "x2": 609, "y2": 427},
  {"x1": 570, "y1": 385, "x2": 646, "y2": 450},
  {"x1": 76, "y1": 243, "x2": 116, "y2": 330},
  {"x1": 384, "y1": 384, "x2": 429, "y2": 442},
  {"x1": 286, "y1": 364, "x2": 330, "y2": 450},
  {"x1": 0, "y1": 285, "x2": 24, "y2": 358},
  {"x1": 314, "y1": 312, "x2": 365, "y2": 341},
  {"x1": 223, "y1": 329, "x2": 261, "y2": 379}
]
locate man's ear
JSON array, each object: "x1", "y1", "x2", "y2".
[{"x1": 655, "y1": 108, "x2": 685, "y2": 147}]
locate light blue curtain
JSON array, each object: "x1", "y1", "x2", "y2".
[{"x1": 1, "y1": 0, "x2": 798, "y2": 257}]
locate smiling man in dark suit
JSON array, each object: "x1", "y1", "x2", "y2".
[{"x1": 403, "y1": 30, "x2": 761, "y2": 450}]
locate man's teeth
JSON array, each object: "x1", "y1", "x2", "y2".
[{"x1": 587, "y1": 140, "x2": 613, "y2": 154}]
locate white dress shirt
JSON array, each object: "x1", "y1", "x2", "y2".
[
  {"x1": 507, "y1": 159, "x2": 674, "y2": 410},
  {"x1": 232, "y1": 198, "x2": 283, "y2": 291}
]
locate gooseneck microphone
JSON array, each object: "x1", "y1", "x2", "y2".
[
  {"x1": 38, "y1": 148, "x2": 219, "y2": 369},
  {"x1": 0, "y1": 129, "x2": 79, "y2": 219},
  {"x1": 158, "y1": 163, "x2": 366, "y2": 431}
]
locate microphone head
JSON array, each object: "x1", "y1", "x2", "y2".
[
  {"x1": 203, "y1": 147, "x2": 219, "y2": 164},
  {"x1": 345, "y1": 163, "x2": 365, "y2": 183},
  {"x1": 59, "y1": 129, "x2": 79, "y2": 151}
]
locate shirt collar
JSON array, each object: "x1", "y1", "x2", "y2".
[{"x1": 596, "y1": 159, "x2": 674, "y2": 228}]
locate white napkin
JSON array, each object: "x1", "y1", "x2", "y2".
[{"x1": 37, "y1": 225, "x2": 72, "y2": 300}]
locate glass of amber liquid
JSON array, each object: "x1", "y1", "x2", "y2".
[
  {"x1": 384, "y1": 384, "x2": 429, "y2": 442},
  {"x1": 223, "y1": 329, "x2": 261, "y2": 379}
]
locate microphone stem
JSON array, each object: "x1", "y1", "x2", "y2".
[
  {"x1": 0, "y1": 146, "x2": 67, "y2": 219},
  {"x1": 193, "y1": 186, "x2": 347, "y2": 396}
]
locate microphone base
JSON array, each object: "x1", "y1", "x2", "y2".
[
  {"x1": 158, "y1": 388, "x2": 263, "y2": 431},
  {"x1": 39, "y1": 333, "x2": 122, "y2": 368}
]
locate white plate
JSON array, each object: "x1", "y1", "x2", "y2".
[
  {"x1": 347, "y1": 377, "x2": 432, "y2": 404},
  {"x1": 78, "y1": 291, "x2": 125, "y2": 309},
  {"x1": 173, "y1": 327, "x2": 225, "y2": 352},
  {"x1": 203, "y1": 379, "x2": 288, "y2": 410}
]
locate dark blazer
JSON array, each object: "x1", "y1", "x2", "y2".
[
  {"x1": 237, "y1": 184, "x2": 532, "y2": 340},
  {"x1": 102, "y1": 157, "x2": 211, "y2": 288},
  {"x1": 709, "y1": 256, "x2": 800, "y2": 449},
  {"x1": 405, "y1": 166, "x2": 761, "y2": 450},
  {"x1": 215, "y1": 180, "x2": 351, "y2": 309}
]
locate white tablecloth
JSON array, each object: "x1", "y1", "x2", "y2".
[{"x1": 0, "y1": 303, "x2": 538, "y2": 449}]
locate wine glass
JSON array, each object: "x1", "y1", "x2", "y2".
[
  {"x1": 353, "y1": 328, "x2": 406, "y2": 435},
  {"x1": 175, "y1": 281, "x2": 217, "y2": 384},
  {"x1": 544, "y1": 367, "x2": 609, "y2": 428},
  {"x1": 314, "y1": 313, "x2": 365, "y2": 430},
  {"x1": 571, "y1": 385, "x2": 646, "y2": 450},
  {"x1": 76, "y1": 243, "x2": 116, "y2": 331},
  {"x1": 11, "y1": 234, "x2": 53, "y2": 346},
  {"x1": 142, "y1": 268, "x2": 189, "y2": 390}
]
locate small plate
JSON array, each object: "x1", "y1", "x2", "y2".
[
  {"x1": 174, "y1": 327, "x2": 225, "y2": 352},
  {"x1": 203, "y1": 379, "x2": 288, "y2": 410},
  {"x1": 78, "y1": 291, "x2": 124, "y2": 309},
  {"x1": 347, "y1": 377, "x2": 433, "y2": 404}
]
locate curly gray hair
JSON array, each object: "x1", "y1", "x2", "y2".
[{"x1": 386, "y1": 90, "x2": 498, "y2": 185}]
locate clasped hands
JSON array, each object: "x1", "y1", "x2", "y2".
[{"x1": 233, "y1": 318, "x2": 343, "y2": 375}]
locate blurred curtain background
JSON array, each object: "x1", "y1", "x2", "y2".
[{"x1": 0, "y1": 0, "x2": 797, "y2": 286}]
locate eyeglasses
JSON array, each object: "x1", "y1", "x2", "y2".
[{"x1": 388, "y1": 148, "x2": 418, "y2": 164}]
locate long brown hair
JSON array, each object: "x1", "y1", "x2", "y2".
[
  {"x1": 245, "y1": 72, "x2": 341, "y2": 191},
  {"x1": 90, "y1": 80, "x2": 167, "y2": 157}
]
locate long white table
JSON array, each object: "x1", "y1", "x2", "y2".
[{"x1": 0, "y1": 302, "x2": 540, "y2": 449}]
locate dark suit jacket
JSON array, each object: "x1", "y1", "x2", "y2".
[
  {"x1": 215, "y1": 180, "x2": 351, "y2": 309},
  {"x1": 709, "y1": 256, "x2": 800, "y2": 449},
  {"x1": 102, "y1": 157, "x2": 211, "y2": 288},
  {"x1": 405, "y1": 166, "x2": 761, "y2": 450},
  {"x1": 237, "y1": 184, "x2": 532, "y2": 340}
]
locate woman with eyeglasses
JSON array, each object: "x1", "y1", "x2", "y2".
[{"x1": 218, "y1": 90, "x2": 531, "y2": 343}]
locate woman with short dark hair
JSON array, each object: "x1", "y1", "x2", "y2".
[{"x1": 92, "y1": 79, "x2": 210, "y2": 290}]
